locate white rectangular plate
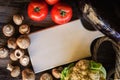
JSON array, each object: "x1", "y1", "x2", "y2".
[{"x1": 28, "y1": 19, "x2": 103, "y2": 73}]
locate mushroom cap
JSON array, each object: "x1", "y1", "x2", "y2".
[
  {"x1": 75, "y1": 60, "x2": 90, "y2": 70},
  {"x1": 40, "y1": 73, "x2": 53, "y2": 80},
  {"x1": 0, "y1": 47, "x2": 9, "y2": 58},
  {"x1": 89, "y1": 70, "x2": 101, "y2": 80},
  {"x1": 52, "y1": 68, "x2": 62, "y2": 79},
  {"x1": 7, "y1": 38, "x2": 17, "y2": 49},
  {"x1": 19, "y1": 24, "x2": 30, "y2": 34},
  {"x1": 10, "y1": 52, "x2": 18, "y2": 61},
  {"x1": 14, "y1": 49, "x2": 25, "y2": 59},
  {"x1": 22, "y1": 68, "x2": 35, "y2": 80},
  {"x1": 16, "y1": 35, "x2": 30, "y2": 49},
  {"x1": 20, "y1": 55, "x2": 29, "y2": 66},
  {"x1": 11, "y1": 66, "x2": 20, "y2": 77},
  {"x1": 2, "y1": 24, "x2": 15, "y2": 37},
  {"x1": 13, "y1": 14, "x2": 24, "y2": 25}
]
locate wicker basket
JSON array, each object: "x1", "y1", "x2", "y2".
[{"x1": 93, "y1": 36, "x2": 120, "y2": 80}]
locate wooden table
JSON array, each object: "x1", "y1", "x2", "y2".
[{"x1": 0, "y1": 0, "x2": 118, "y2": 80}]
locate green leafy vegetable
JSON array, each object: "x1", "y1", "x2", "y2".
[
  {"x1": 90, "y1": 60, "x2": 106, "y2": 79},
  {"x1": 100, "y1": 66, "x2": 107, "y2": 79},
  {"x1": 90, "y1": 60, "x2": 102, "y2": 70},
  {"x1": 60, "y1": 60, "x2": 107, "y2": 80},
  {"x1": 61, "y1": 63, "x2": 74, "y2": 80}
]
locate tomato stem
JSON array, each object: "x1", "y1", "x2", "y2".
[
  {"x1": 34, "y1": 7, "x2": 40, "y2": 12},
  {"x1": 60, "y1": 10, "x2": 66, "y2": 17}
]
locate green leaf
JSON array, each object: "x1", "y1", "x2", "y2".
[
  {"x1": 100, "y1": 66, "x2": 107, "y2": 79},
  {"x1": 90, "y1": 60, "x2": 102, "y2": 70},
  {"x1": 61, "y1": 63, "x2": 74, "y2": 80},
  {"x1": 90, "y1": 60, "x2": 107, "y2": 79}
]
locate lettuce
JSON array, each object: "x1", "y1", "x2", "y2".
[
  {"x1": 61, "y1": 60, "x2": 107, "y2": 80},
  {"x1": 90, "y1": 60, "x2": 107, "y2": 79},
  {"x1": 61, "y1": 63, "x2": 74, "y2": 80}
]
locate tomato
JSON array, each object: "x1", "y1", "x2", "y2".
[
  {"x1": 45, "y1": 0, "x2": 59, "y2": 5},
  {"x1": 51, "y1": 3, "x2": 73, "y2": 24},
  {"x1": 27, "y1": 1, "x2": 48, "y2": 21}
]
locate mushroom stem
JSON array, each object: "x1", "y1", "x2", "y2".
[
  {"x1": 14, "y1": 49, "x2": 25, "y2": 59},
  {"x1": 7, "y1": 63, "x2": 14, "y2": 71}
]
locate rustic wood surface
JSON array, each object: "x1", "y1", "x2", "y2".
[{"x1": 0, "y1": 0, "x2": 118, "y2": 80}]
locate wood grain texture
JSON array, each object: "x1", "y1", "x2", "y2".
[
  {"x1": 0, "y1": 0, "x2": 30, "y2": 23},
  {"x1": 0, "y1": 0, "x2": 79, "y2": 80},
  {"x1": 0, "y1": 0, "x2": 117, "y2": 80}
]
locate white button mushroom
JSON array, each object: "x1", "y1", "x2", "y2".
[
  {"x1": 7, "y1": 63, "x2": 20, "y2": 78},
  {"x1": 52, "y1": 67, "x2": 63, "y2": 79},
  {"x1": 11, "y1": 66, "x2": 21, "y2": 78},
  {"x1": 40, "y1": 73, "x2": 53, "y2": 80},
  {"x1": 0, "y1": 47, "x2": 9, "y2": 58},
  {"x1": 20, "y1": 55, "x2": 29, "y2": 66},
  {"x1": 16, "y1": 35, "x2": 30, "y2": 49},
  {"x1": 89, "y1": 71, "x2": 100, "y2": 80},
  {"x1": 75, "y1": 60, "x2": 89, "y2": 70},
  {"x1": 19, "y1": 24, "x2": 30, "y2": 34},
  {"x1": 22, "y1": 68, "x2": 35, "y2": 80},
  {"x1": 2, "y1": 24, "x2": 15, "y2": 37},
  {"x1": 14, "y1": 49, "x2": 25, "y2": 59},
  {"x1": 10, "y1": 51, "x2": 18, "y2": 61},
  {"x1": 7, "y1": 38, "x2": 17, "y2": 49},
  {"x1": 13, "y1": 14, "x2": 24, "y2": 25}
]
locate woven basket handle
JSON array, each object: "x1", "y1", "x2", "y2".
[{"x1": 93, "y1": 36, "x2": 120, "y2": 79}]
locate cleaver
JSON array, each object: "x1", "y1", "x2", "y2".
[{"x1": 28, "y1": 19, "x2": 103, "y2": 73}]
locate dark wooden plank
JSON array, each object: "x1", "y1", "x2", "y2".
[{"x1": 0, "y1": 0, "x2": 118, "y2": 80}]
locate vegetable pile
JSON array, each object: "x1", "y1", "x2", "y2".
[
  {"x1": 61, "y1": 60, "x2": 106, "y2": 80},
  {"x1": 0, "y1": 1, "x2": 107, "y2": 80}
]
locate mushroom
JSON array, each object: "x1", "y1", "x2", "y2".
[
  {"x1": 14, "y1": 49, "x2": 25, "y2": 59},
  {"x1": 40, "y1": 73, "x2": 53, "y2": 80},
  {"x1": 7, "y1": 63, "x2": 20, "y2": 77},
  {"x1": 75, "y1": 60, "x2": 89, "y2": 70},
  {"x1": 19, "y1": 24, "x2": 30, "y2": 34},
  {"x1": 22, "y1": 68, "x2": 35, "y2": 80},
  {"x1": 2, "y1": 24, "x2": 15, "y2": 37},
  {"x1": 7, "y1": 38, "x2": 17, "y2": 49},
  {"x1": 89, "y1": 70, "x2": 100, "y2": 80},
  {"x1": 0, "y1": 47, "x2": 9, "y2": 58},
  {"x1": 20, "y1": 55, "x2": 29, "y2": 66},
  {"x1": 13, "y1": 14, "x2": 24, "y2": 25},
  {"x1": 16, "y1": 35, "x2": 30, "y2": 49},
  {"x1": 52, "y1": 67, "x2": 63, "y2": 79},
  {"x1": 10, "y1": 51, "x2": 18, "y2": 61}
]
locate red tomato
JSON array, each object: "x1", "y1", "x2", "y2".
[
  {"x1": 27, "y1": 1, "x2": 48, "y2": 21},
  {"x1": 45, "y1": 0, "x2": 59, "y2": 5},
  {"x1": 51, "y1": 3, "x2": 73, "y2": 24}
]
